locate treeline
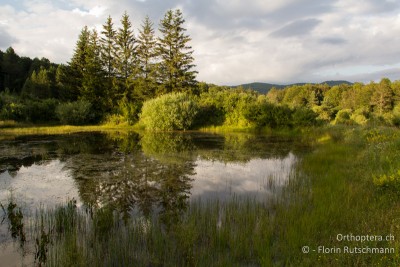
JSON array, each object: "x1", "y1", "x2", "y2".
[
  {"x1": 0, "y1": 9, "x2": 197, "y2": 124},
  {"x1": 265, "y1": 79, "x2": 400, "y2": 126},
  {"x1": 138, "y1": 79, "x2": 400, "y2": 131},
  {"x1": 1, "y1": 9, "x2": 400, "y2": 129},
  {"x1": 0, "y1": 47, "x2": 57, "y2": 94}
]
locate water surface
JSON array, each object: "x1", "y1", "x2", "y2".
[{"x1": 0, "y1": 132, "x2": 307, "y2": 212}]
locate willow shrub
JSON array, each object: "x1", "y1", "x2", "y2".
[
  {"x1": 55, "y1": 100, "x2": 93, "y2": 125},
  {"x1": 140, "y1": 92, "x2": 199, "y2": 131}
]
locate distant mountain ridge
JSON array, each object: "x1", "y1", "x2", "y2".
[{"x1": 232, "y1": 80, "x2": 353, "y2": 94}]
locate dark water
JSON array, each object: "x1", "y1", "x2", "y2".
[
  {"x1": 0, "y1": 131, "x2": 308, "y2": 215},
  {"x1": 0, "y1": 131, "x2": 310, "y2": 264}
]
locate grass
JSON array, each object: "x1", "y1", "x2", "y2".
[
  {"x1": 2, "y1": 126, "x2": 400, "y2": 266},
  {"x1": 0, "y1": 122, "x2": 135, "y2": 135}
]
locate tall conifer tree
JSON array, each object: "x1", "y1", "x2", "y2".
[
  {"x1": 135, "y1": 15, "x2": 158, "y2": 100},
  {"x1": 157, "y1": 9, "x2": 197, "y2": 94},
  {"x1": 114, "y1": 12, "x2": 136, "y2": 99},
  {"x1": 68, "y1": 26, "x2": 90, "y2": 95},
  {"x1": 82, "y1": 30, "x2": 107, "y2": 113},
  {"x1": 100, "y1": 15, "x2": 117, "y2": 108}
]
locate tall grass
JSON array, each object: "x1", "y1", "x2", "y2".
[{"x1": 3, "y1": 127, "x2": 400, "y2": 266}]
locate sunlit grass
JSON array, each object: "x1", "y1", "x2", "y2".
[
  {"x1": 0, "y1": 124, "x2": 134, "y2": 135},
  {"x1": 2, "y1": 126, "x2": 400, "y2": 266}
]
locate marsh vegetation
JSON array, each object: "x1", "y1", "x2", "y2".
[{"x1": 0, "y1": 127, "x2": 400, "y2": 266}]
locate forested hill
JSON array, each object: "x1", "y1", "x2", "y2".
[{"x1": 232, "y1": 81, "x2": 353, "y2": 94}]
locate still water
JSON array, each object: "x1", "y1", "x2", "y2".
[
  {"x1": 0, "y1": 132, "x2": 307, "y2": 213},
  {"x1": 0, "y1": 131, "x2": 309, "y2": 264}
]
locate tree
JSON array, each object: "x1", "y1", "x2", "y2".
[
  {"x1": 157, "y1": 9, "x2": 197, "y2": 95},
  {"x1": 22, "y1": 66, "x2": 55, "y2": 99},
  {"x1": 134, "y1": 15, "x2": 158, "y2": 100},
  {"x1": 266, "y1": 87, "x2": 284, "y2": 104},
  {"x1": 114, "y1": 12, "x2": 136, "y2": 100},
  {"x1": 100, "y1": 15, "x2": 117, "y2": 104},
  {"x1": 68, "y1": 26, "x2": 91, "y2": 95},
  {"x1": 370, "y1": 78, "x2": 394, "y2": 115},
  {"x1": 2, "y1": 47, "x2": 22, "y2": 92},
  {"x1": 81, "y1": 29, "x2": 107, "y2": 115}
]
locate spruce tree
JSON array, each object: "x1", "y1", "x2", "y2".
[
  {"x1": 67, "y1": 26, "x2": 90, "y2": 95},
  {"x1": 371, "y1": 78, "x2": 394, "y2": 115},
  {"x1": 135, "y1": 15, "x2": 158, "y2": 100},
  {"x1": 100, "y1": 15, "x2": 116, "y2": 80},
  {"x1": 157, "y1": 9, "x2": 197, "y2": 95},
  {"x1": 100, "y1": 15, "x2": 117, "y2": 109},
  {"x1": 81, "y1": 29, "x2": 107, "y2": 114},
  {"x1": 114, "y1": 12, "x2": 136, "y2": 99}
]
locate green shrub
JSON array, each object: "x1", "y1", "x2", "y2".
[
  {"x1": 244, "y1": 102, "x2": 292, "y2": 128},
  {"x1": 350, "y1": 108, "x2": 370, "y2": 126},
  {"x1": 24, "y1": 99, "x2": 58, "y2": 123},
  {"x1": 291, "y1": 107, "x2": 318, "y2": 127},
  {"x1": 0, "y1": 92, "x2": 25, "y2": 121},
  {"x1": 140, "y1": 92, "x2": 199, "y2": 131},
  {"x1": 373, "y1": 170, "x2": 400, "y2": 191},
  {"x1": 390, "y1": 105, "x2": 400, "y2": 126},
  {"x1": 118, "y1": 97, "x2": 142, "y2": 125},
  {"x1": 56, "y1": 100, "x2": 93, "y2": 125},
  {"x1": 197, "y1": 87, "x2": 258, "y2": 128},
  {"x1": 333, "y1": 109, "x2": 353, "y2": 125}
]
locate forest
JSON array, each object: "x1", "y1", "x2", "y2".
[{"x1": 0, "y1": 9, "x2": 400, "y2": 130}]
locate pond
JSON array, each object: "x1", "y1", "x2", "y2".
[
  {"x1": 0, "y1": 131, "x2": 310, "y2": 264},
  {"x1": 0, "y1": 132, "x2": 308, "y2": 211}
]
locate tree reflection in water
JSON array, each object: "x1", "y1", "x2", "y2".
[{"x1": 0, "y1": 131, "x2": 305, "y2": 226}]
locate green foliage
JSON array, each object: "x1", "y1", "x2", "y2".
[
  {"x1": 140, "y1": 92, "x2": 199, "y2": 131},
  {"x1": 135, "y1": 16, "x2": 158, "y2": 100},
  {"x1": 244, "y1": 102, "x2": 291, "y2": 128},
  {"x1": 0, "y1": 92, "x2": 25, "y2": 121},
  {"x1": 0, "y1": 92, "x2": 58, "y2": 122},
  {"x1": 371, "y1": 78, "x2": 394, "y2": 115},
  {"x1": 56, "y1": 100, "x2": 93, "y2": 125},
  {"x1": 108, "y1": 96, "x2": 142, "y2": 125},
  {"x1": 114, "y1": 11, "x2": 136, "y2": 98},
  {"x1": 93, "y1": 206, "x2": 115, "y2": 239},
  {"x1": 291, "y1": 107, "x2": 318, "y2": 126},
  {"x1": 333, "y1": 109, "x2": 353, "y2": 125},
  {"x1": 157, "y1": 9, "x2": 197, "y2": 94},
  {"x1": 373, "y1": 170, "x2": 400, "y2": 191},
  {"x1": 22, "y1": 66, "x2": 57, "y2": 99},
  {"x1": 244, "y1": 102, "x2": 318, "y2": 128},
  {"x1": 198, "y1": 87, "x2": 258, "y2": 128},
  {"x1": 350, "y1": 107, "x2": 370, "y2": 125},
  {"x1": 392, "y1": 104, "x2": 400, "y2": 126},
  {"x1": 24, "y1": 98, "x2": 59, "y2": 123}
]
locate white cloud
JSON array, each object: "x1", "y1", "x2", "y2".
[{"x1": 1, "y1": 0, "x2": 400, "y2": 84}]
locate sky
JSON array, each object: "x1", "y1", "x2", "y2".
[{"x1": 1, "y1": 0, "x2": 400, "y2": 85}]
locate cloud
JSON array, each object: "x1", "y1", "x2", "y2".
[
  {"x1": 319, "y1": 37, "x2": 347, "y2": 45},
  {"x1": 0, "y1": 26, "x2": 17, "y2": 49},
  {"x1": 270, "y1": 18, "x2": 321, "y2": 38},
  {"x1": 1, "y1": 0, "x2": 400, "y2": 84}
]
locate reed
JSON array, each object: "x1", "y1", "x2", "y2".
[{"x1": 3, "y1": 126, "x2": 400, "y2": 266}]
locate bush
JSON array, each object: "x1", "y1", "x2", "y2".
[
  {"x1": 391, "y1": 105, "x2": 400, "y2": 126},
  {"x1": 333, "y1": 109, "x2": 353, "y2": 125},
  {"x1": 118, "y1": 97, "x2": 142, "y2": 125},
  {"x1": 140, "y1": 92, "x2": 199, "y2": 131},
  {"x1": 198, "y1": 87, "x2": 258, "y2": 128},
  {"x1": 24, "y1": 99, "x2": 59, "y2": 123},
  {"x1": 291, "y1": 107, "x2": 318, "y2": 127},
  {"x1": 244, "y1": 102, "x2": 292, "y2": 128},
  {"x1": 56, "y1": 100, "x2": 93, "y2": 125},
  {"x1": 0, "y1": 92, "x2": 25, "y2": 121},
  {"x1": 373, "y1": 170, "x2": 400, "y2": 191},
  {"x1": 350, "y1": 108, "x2": 370, "y2": 126}
]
